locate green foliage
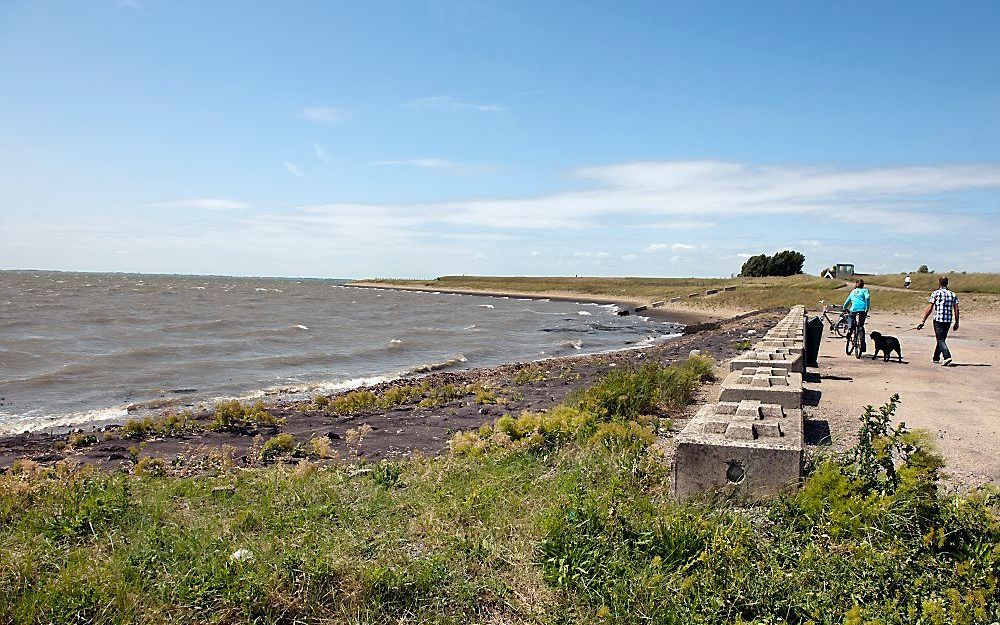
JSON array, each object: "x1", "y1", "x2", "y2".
[
  {"x1": 732, "y1": 339, "x2": 753, "y2": 351},
  {"x1": 513, "y1": 364, "x2": 547, "y2": 385},
  {"x1": 417, "y1": 384, "x2": 463, "y2": 408},
  {"x1": 919, "y1": 264, "x2": 931, "y2": 273},
  {"x1": 576, "y1": 356, "x2": 714, "y2": 421},
  {"x1": 121, "y1": 411, "x2": 201, "y2": 440},
  {"x1": 741, "y1": 249, "x2": 806, "y2": 277},
  {"x1": 210, "y1": 400, "x2": 284, "y2": 432},
  {"x1": 259, "y1": 433, "x2": 295, "y2": 461},
  {"x1": 470, "y1": 383, "x2": 499, "y2": 405},
  {"x1": 67, "y1": 432, "x2": 98, "y2": 449}
]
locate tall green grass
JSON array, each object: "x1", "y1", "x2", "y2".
[
  {"x1": 867, "y1": 272, "x2": 1000, "y2": 294},
  {"x1": 1, "y1": 367, "x2": 997, "y2": 624}
]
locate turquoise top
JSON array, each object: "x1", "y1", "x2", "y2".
[{"x1": 843, "y1": 287, "x2": 870, "y2": 312}]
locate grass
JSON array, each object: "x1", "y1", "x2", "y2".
[
  {"x1": 866, "y1": 272, "x2": 1000, "y2": 294},
  {"x1": 359, "y1": 274, "x2": 938, "y2": 313},
  {"x1": 1, "y1": 363, "x2": 997, "y2": 624}
]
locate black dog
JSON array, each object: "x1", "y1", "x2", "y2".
[{"x1": 869, "y1": 331, "x2": 902, "y2": 362}]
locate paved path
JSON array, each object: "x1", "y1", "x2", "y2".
[{"x1": 805, "y1": 312, "x2": 1000, "y2": 488}]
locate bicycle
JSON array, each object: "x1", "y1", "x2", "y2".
[
  {"x1": 845, "y1": 312, "x2": 866, "y2": 359},
  {"x1": 821, "y1": 305, "x2": 849, "y2": 338}
]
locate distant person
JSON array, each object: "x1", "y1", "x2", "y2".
[
  {"x1": 904, "y1": 274, "x2": 912, "y2": 289},
  {"x1": 917, "y1": 276, "x2": 959, "y2": 366},
  {"x1": 843, "y1": 278, "x2": 870, "y2": 352}
]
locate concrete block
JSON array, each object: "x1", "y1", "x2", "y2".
[
  {"x1": 674, "y1": 399, "x2": 803, "y2": 499},
  {"x1": 651, "y1": 300, "x2": 664, "y2": 308},
  {"x1": 634, "y1": 305, "x2": 648, "y2": 312},
  {"x1": 723, "y1": 286, "x2": 736, "y2": 292},
  {"x1": 688, "y1": 293, "x2": 700, "y2": 298},
  {"x1": 705, "y1": 289, "x2": 719, "y2": 295},
  {"x1": 669, "y1": 297, "x2": 681, "y2": 303},
  {"x1": 729, "y1": 348, "x2": 804, "y2": 373},
  {"x1": 719, "y1": 367, "x2": 802, "y2": 409}
]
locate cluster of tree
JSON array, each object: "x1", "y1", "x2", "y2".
[
  {"x1": 740, "y1": 250, "x2": 806, "y2": 277},
  {"x1": 917, "y1": 265, "x2": 932, "y2": 273}
]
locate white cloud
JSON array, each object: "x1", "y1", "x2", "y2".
[
  {"x1": 646, "y1": 243, "x2": 696, "y2": 252},
  {"x1": 298, "y1": 106, "x2": 349, "y2": 124},
  {"x1": 284, "y1": 162, "x2": 306, "y2": 177},
  {"x1": 405, "y1": 95, "x2": 504, "y2": 113},
  {"x1": 152, "y1": 198, "x2": 251, "y2": 210},
  {"x1": 313, "y1": 141, "x2": 332, "y2": 163}
]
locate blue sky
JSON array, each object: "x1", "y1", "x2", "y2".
[{"x1": 2, "y1": 1, "x2": 999, "y2": 278}]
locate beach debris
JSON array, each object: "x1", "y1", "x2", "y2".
[
  {"x1": 689, "y1": 349, "x2": 702, "y2": 358},
  {"x1": 230, "y1": 549, "x2": 255, "y2": 564},
  {"x1": 617, "y1": 310, "x2": 630, "y2": 316},
  {"x1": 634, "y1": 305, "x2": 648, "y2": 312}
]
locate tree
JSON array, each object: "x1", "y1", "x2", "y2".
[
  {"x1": 740, "y1": 250, "x2": 805, "y2": 277},
  {"x1": 767, "y1": 250, "x2": 806, "y2": 276},
  {"x1": 917, "y1": 265, "x2": 931, "y2": 274},
  {"x1": 740, "y1": 254, "x2": 770, "y2": 277}
]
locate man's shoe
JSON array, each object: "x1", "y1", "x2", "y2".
[{"x1": 942, "y1": 358, "x2": 953, "y2": 367}]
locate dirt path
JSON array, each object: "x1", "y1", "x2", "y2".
[{"x1": 805, "y1": 312, "x2": 1000, "y2": 488}]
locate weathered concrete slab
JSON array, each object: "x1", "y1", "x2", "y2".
[
  {"x1": 719, "y1": 367, "x2": 802, "y2": 408},
  {"x1": 651, "y1": 300, "x2": 664, "y2": 308},
  {"x1": 730, "y1": 348, "x2": 804, "y2": 373},
  {"x1": 705, "y1": 289, "x2": 719, "y2": 295},
  {"x1": 723, "y1": 286, "x2": 736, "y2": 292},
  {"x1": 669, "y1": 297, "x2": 681, "y2": 303},
  {"x1": 673, "y1": 399, "x2": 803, "y2": 498}
]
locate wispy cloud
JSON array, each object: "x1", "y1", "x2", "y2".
[
  {"x1": 313, "y1": 141, "x2": 332, "y2": 163},
  {"x1": 646, "y1": 243, "x2": 697, "y2": 252},
  {"x1": 260, "y1": 160, "x2": 1000, "y2": 235},
  {"x1": 152, "y1": 198, "x2": 251, "y2": 210},
  {"x1": 284, "y1": 161, "x2": 306, "y2": 177},
  {"x1": 297, "y1": 106, "x2": 349, "y2": 124},
  {"x1": 369, "y1": 157, "x2": 496, "y2": 174},
  {"x1": 405, "y1": 95, "x2": 504, "y2": 113},
  {"x1": 116, "y1": 0, "x2": 142, "y2": 8}
]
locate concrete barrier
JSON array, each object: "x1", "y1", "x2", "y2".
[
  {"x1": 688, "y1": 293, "x2": 700, "y2": 298},
  {"x1": 719, "y1": 367, "x2": 802, "y2": 409},
  {"x1": 634, "y1": 305, "x2": 648, "y2": 312},
  {"x1": 705, "y1": 289, "x2": 719, "y2": 295},
  {"x1": 723, "y1": 286, "x2": 736, "y2": 292},
  {"x1": 730, "y1": 348, "x2": 804, "y2": 373},
  {"x1": 670, "y1": 297, "x2": 681, "y2": 303},
  {"x1": 674, "y1": 399, "x2": 803, "y2": 498},
  {"x1": 651, "y1": 301, "x2": 664, "y2": 308}
]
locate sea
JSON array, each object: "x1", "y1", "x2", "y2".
[{"x1": 0, "y1": 271, "x2": 683, "y2": 434}]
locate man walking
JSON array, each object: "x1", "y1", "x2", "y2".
[{"x1": 917, "y1": 276, "x2": 959, "y2": 366}]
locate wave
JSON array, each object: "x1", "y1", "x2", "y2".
[
  {"x1": 478, "y1": 304, "x2": 494, "y2": 309},
  {"x1": 577, "y1": 311, "x2": 592, "y2": 316},
  {"x1": 408, "y1": 354, "x2": 468, "y2": 374}
]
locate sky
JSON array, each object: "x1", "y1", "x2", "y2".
[{"x1": 1, "y1": 1, "x2": 999, "y2": 279}]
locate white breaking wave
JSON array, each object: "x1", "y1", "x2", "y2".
[
  {"x1": 478, "y1": 304, "x2": 494, "y2": 309},
  {"x1": 294, "y1": 324, "x2": 309, "y2": 330},
  {"x1": 577, "y1": 311, "x2": 592, "y2": 316}
]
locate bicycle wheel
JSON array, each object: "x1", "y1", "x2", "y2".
[
  {"x1": 845, "y1": 329, "x2": 854, "y2": 355},
  {"x1": 854, "y1": 328, "x2": 864, "y2": 359},
  {"x1": 834, "y1": 318, "x2": 848, "y2": 338}
]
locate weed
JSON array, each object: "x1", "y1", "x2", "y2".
[
  {"x1": 309, "y1": 436, "x2": 334, "y2": 459},
  {"x1": 210, "y1": 400, "x2": 284, "y2": 432},
  {"x1": 260, "y1": 433, "x2": 295, "y2": 462},
  {"x1": 121, "y1": 411, "x2": 201, "y2": 440},
  {"x1": 345, "y1": 424, "x2": 373, "y2": 456},
  {"x1": 67, "y1": 433, "x2": 98, "y2": 449},
  {"x1": 133, "y1": 456, "x2": 167, "y2": 477},
  {"x1": 513, "y1": 364, "x2": 547, "y2": 385},
  {"x1": 732, "y1": 339, "x2": 753, "y2": 351}
]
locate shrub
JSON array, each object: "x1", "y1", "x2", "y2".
[
  {"x1": 121, "y1": 411, "x2": 200, "y2": 440},
  {"x1": 210, "y1": 400, "x2": 284, "y2": 432},
  {"x1": 418, "y1": 384, "x2": 463, "y2": 408},
  {"x1": 329, "y1": 389, "x2": 378, "y2": 414},
  {"x1": 732, "y1": 339, "x2": 753, "y2": 351},
  {"x1": 133, "y1": 456, "x2": 167, "y2": 477},
  {"x1": 513, "y1": 364, "x2": 547, "y2": 385},
  {"x1": 577, "y1": 357, "x2": 714, "y2": 421},
  {"x1": 470, "y1": 383, "x2": 499, "y2": 405},
  {"x1": 313, "y1": 395, "x2": 330, "y2": 409},
  {"x1": 309, "y1": 436, "x2": 334, "y2": 459},
  {"x1": 740, "y1": 250, "x2": 805, "y2": 277},
  {"x1": 67, "y1": 433, "x2": 98, "y2": 449},
  {"x1": 260, "y1": 434, "x2": 295, "y2": 462}
]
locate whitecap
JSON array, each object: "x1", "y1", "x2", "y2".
[
  {"x1": 478, "y1": 304, "x2": 495, "y2": 309},
  {"x1": 577, "y1": 311, "x2": 592, "y2": 316},
  {"x1": 294, "y1": 324, "x2": 309, "y2": 330}
]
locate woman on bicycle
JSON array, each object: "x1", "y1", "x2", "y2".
[{"x1": 843, "y1": 279, "x2": 870, "y2": 353}]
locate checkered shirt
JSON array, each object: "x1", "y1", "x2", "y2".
[{"x1": 929, "y1": 288, "x2": 959, "y2": 323}]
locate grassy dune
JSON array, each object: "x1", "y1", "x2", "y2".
[
  {"x1": 361, "y1": 275, "x2": 933, "y2": 313},
  {"x1": 2, "y1": 360, "x2": 997, "y2": 624},
  {"x1": 866, "y1": 272, "x2": 1000, "y2": 294}
]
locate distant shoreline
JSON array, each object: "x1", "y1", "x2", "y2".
[{"x1": 348, "y1": 281, "x2": 729, "y2": 326}]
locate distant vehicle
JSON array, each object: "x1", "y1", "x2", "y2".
[{"x1": 822, "y1": 263, "x2": 856, "y2": 279}]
